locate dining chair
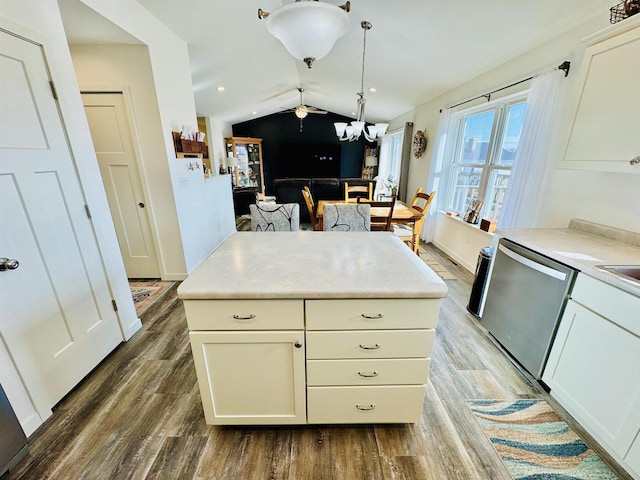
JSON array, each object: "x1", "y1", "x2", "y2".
[
  {"x1": 357, "y1": 196, "x2": 397, "y2": 231},
  {"x1": 344, "y1": 181, "x2": 373, "y2": 202},
  {"x1": 409, "y1": 187, "x2": 424, "y2": 207},
  {"x1": 250, "y1": 203, "x2": 300, "y2": 231},
  {"x1": 301, "y1": 187, "x2": 320, "y2": 231},
  {"x1": 393, "y1": 190, "x2": 435, "y2": 254},
  {"x1": 322, "y1": 203, "x2": 371, "y2": 232}
]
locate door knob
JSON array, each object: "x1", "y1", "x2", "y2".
[
  {"x1": 0, "y1": 258, "x2": 19, "y2": 271},
  {"x1": 138, "y1": 202, "x2": 145, "y2": 208},
  {"x1": 294, "y1": 341, "x2": 302, "y2": 348}
]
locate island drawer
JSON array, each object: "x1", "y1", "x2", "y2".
[
  {"x1": 183, "y1": 299, "x2": 304, "y2": 330},
  {"x1": 305, "y1": 299, "x2": 439, "y2": 330},
  {"x1": 306, "y1": 358, "x2": 430, "y2": 386},
  {"x1": 305, "y1": 330, "x2": 434, "y2": 359},
  {"x1": 307, "y1": 385, "x2": 426, "y2": 424}
]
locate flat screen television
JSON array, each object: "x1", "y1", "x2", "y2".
[{"x1": 278, "y1": 142, "x2": 341, "y2": 178}]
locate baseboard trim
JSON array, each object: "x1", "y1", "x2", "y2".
[{"x1": 432, "y1": 240, "x2": 475, "y2": 273}]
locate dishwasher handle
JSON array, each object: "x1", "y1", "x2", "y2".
[{"x1": 498, "y1": 244, "x2": 567, "y2": 281}]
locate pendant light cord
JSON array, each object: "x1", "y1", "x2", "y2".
[
  {"x1": 356, "y1": 21, "x2": 372, "y2": 122},
  {"x1": 359, "y1": 24, "x2": 367, "y2": 96}
]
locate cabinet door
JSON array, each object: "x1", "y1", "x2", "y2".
[
  {"x1": 189, "y1": 331, "x2": 306, "y2": 425},
  {"x1": 543, "y1": 300, "x2": 640, "y2": 458},
  {"x1": 561, "y1": 18, "x2": 640, "y2": 173}
]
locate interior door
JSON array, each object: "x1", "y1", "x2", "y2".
[
  {"x1": 82, "y1": 92, "x2": 160, "y2": 278},
  {"x1": 0, "y1": 30, "x2": 122, "y2": 418}
]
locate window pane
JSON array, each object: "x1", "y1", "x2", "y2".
[
  {"x1": 496, "y1": 102, "x2": 527, "y2": 166},
  {"x1": 484, "y1": 169, "x2": 511, "y2": 219},
  {"x1": 459, "y1": 111, "x2": 495, "y2": 164},
  {"x1": 450, "y1": 166, "x2": 483, "y2": 214}
]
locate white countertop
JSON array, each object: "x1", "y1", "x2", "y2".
[
  {"x1": 178, "y1": 232, "x2": 448, "y2": 300},
  {"x1": 496, "y1": 225, "x2": 640, "y2": 297}
]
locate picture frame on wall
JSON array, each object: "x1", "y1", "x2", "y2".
[{"x1": 463, "y1": 199, "x2": 483, "y2": 224}]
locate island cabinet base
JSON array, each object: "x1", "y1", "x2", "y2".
[{"x1": 184, "y1": 297, "x2": 441, "y2": 425}]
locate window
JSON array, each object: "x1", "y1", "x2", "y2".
[
  {"x1": 445, "y1": 95, "x2": 527, "y2": 221},
  {"x1": 375, "y1": 128, "x2": 404, "y2": 198}
]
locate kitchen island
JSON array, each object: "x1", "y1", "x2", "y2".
[{"x1": 178, "y1": 232, "x2": 447, "y2": 425}]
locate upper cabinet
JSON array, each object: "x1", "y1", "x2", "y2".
[
  {"x1": 225, "y1": 137, "x2": 265, "y2": 194},
  {"x1": 560, "y1": 15, "x2": 640, "y2": 173}
]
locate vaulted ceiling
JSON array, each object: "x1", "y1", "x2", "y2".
[{"x1": 60, "y1": 0, "x2": 612, "y2": 125}]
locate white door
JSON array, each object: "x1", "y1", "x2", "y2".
[
  {"x1": 82, "y1": 92, "x2": 160, "y2": 278},
  {"x1": 0, "y1": 31, "x2": 122, "y2": 418}
]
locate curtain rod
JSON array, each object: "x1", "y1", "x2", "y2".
[{"x1": 440, "y1": 60, "x2": 570, "y2": 113}]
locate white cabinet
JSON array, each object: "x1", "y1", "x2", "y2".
[
  {"x1": 184, "y1": 297, "x2": 441, "y2": 425},
  {"x1": 185, "y1": 300, "x2": 306, "y2": 425},
  {"x1": 305, "y1": 299, "x2": 438, "y2": 424},
  {"x1": 543, "y1": 274, "x2": 640, "y2": 476},
  {"x1": 560, "y1": 15, "x2": 640, "y2": 173}
]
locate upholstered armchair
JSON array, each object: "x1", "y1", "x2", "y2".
[
  {"x1": 322, "y1": 203, "x2": 371, "y2": 232},
  {"x1": 250, "y1": 203, "x2": 300, "y2": 231}
]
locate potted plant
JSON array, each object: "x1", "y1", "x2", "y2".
[{"x1": 384, "y1": 175, "x2": 398, "y2": 196}]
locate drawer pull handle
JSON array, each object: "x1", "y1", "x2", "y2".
[
  {"x1": 357, "y1": 371, "x2": 379, "y2": 378},
  {"x1": 359, "y1": 343, "x2": 381, "y2": 350},
  {"x1": 361, "y1": 313, "x2": 384, "y2": 319},
  {"x1": 232, "y1": 314, "x2": 256, "y2": 320},
  {"x1": 356, "y1": 404, "x2": 376, "y2": 411}
]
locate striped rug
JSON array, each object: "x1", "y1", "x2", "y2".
[
  {"x1": 129, "y1": 280, "x2": 174, "y2": 314},
  {"x1": 467, "y1": 399, "x2": 620, "y2": 479}
]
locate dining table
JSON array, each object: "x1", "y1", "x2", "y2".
[{"x1": 316, "y1": 199, "x2": 423, "y2": 243}]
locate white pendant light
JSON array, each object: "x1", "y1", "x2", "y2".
[
  {"x1": 335, "y1": 21, "x2": 389, "y2": 142},
  {"x1": 258, "y1": 1, "x2": 351, "y2": 69}
]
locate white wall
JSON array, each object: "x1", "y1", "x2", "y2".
[
  {"x1": 77, "y1": 0, "x2": 236, "y2": 275},
  {"x1": 70, "y1": 44, "x2": 187, "y2": 279},
  {"x1": 205, "y1": 116, "x2": 234, "y2": 173},
  {"x1": 390, "y1": 14, "x2": 640, "y2": 272}
]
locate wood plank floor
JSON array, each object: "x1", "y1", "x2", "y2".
[{"x1": 6, "y1": 244, "x2": 632, "y2": 480}]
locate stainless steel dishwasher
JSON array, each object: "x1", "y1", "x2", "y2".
[
  {"x1": 1, "y1": 383, "x2": 28, "y2": 476},
  {"x1": 481, "y1": 238, "x2": 576, "y2": 381}
]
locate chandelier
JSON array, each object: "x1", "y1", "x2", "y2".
[
  {"x1": 334, "y1": 21, "x2": 389, "y2": 142},
  {"x1": 258, "y1": 1, "x2": 351, "y2": 69}
]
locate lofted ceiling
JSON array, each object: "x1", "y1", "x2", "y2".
[{"x1": 60, "y1": 0, "x2": 613, "y2": 125}]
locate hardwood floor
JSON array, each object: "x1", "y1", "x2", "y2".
[{"x1": 6, "y1": 244, "x2": 631, "y2": 480}]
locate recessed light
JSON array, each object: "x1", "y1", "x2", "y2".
[
  {"x1": 252, "y1": 111, "x2": 257, "y2": 115},
  {"x1": 369, "y1": 87, "x2": 377, "y2": 92},
  {"x1": 351, "y1": 112, "x2": 356, "y2": 116},
  {"x1": 216, "y1": 86, "x2": 225, "y2": 92}
]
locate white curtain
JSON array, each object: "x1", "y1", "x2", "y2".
[
  {"x1": 421, "y1": 108, "x2": 451, "y2": 242},
  {"x1": 499, "y1": 69, "x2": 565, "y2": 228},
  {"x1": 374, "y1": 132, "x2": 393, "y2": 199}
]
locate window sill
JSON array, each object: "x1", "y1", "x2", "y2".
[{"x1": 438, "y1": 210, "x2": 494, "y2": 236}]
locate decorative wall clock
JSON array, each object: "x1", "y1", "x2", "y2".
[{"x1": 412, "y1": 130, "x2": 427, "y2": 158}]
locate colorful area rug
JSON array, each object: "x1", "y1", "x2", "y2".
[
  {"x1": 129, "y1": 281, "x2": 174, "y2": 314},
  {"x1": 467, "y1": 399, "x2": 619, "y2": 479}
]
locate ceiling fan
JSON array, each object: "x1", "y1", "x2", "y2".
[{"x1": 282, "y1": 87, "x2": 328, "y2": 132}]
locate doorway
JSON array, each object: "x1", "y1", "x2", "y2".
[{"x1": 81, "y1": 92, "x2": 160, "y2": 279}]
